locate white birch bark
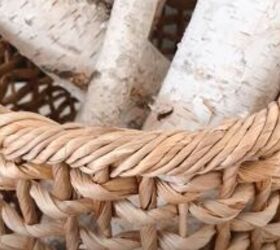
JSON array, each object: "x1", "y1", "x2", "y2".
[
  {"x1": 0, "y1": 0, "x2": 169, "y2": 119},
  {"x1": 77, "y1": 0, "x2": 169, "y2": 128},
  {"x1": 0, "y1": 0, "x2": 108, "y2": 89},
  {"x1": 145, "y1": 0, "x2": 280, "y2": 131}
]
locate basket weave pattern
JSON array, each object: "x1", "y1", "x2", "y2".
[
  {"x1": 152, "y1": 0, "x2": 197, "y2": 58},
  {"x1": 0, "y1": 38, "x2": 78, "y2": 124},
  {"x1": 1, "y1": 1, "x2": 278, "y2": 249},
  {"x1": 0, "y1": 100, "x2": 279, "y2": 249}
]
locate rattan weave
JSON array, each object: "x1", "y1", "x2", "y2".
[{"x1": 1, "y1": 1, "x2": 277, "y2": 250}]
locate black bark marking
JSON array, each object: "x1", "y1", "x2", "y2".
[{"x1": 157, "y1": 107, "x2": 174, "y2": 121}]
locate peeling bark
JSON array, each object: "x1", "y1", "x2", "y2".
[
  {"x1": 145, "y1": 0, "x2": 280, "y2": 131},
  {"x1": 77, "y1": 0, "x2": 169, "y2": 128},
  {"x1": 0, "y1": 0, "x2": 169, "y2": 114},
  {"x1": 0, "y1": 0, "x2": 108, "y2": 88}
]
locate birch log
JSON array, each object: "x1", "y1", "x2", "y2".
[
  {"x1": 0, "y1": 0, "x2": 108, "y2": 94},
  {"x1": 0, "y1": 0, "x2": 169, "y2": 123},
  {"x1": 145, "y1": 0, "x2": 280, "y2": 131},
  {"x1": 77, "y1": 0, "x2": 168, "y2": 128},
  {"x1": 142, "y1": 0, "x2": 280, "y2": 249}
]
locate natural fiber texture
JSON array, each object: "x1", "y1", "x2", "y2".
[
  {"x1": 1, "y1": 1, "x2": 278, "y2": 249},
  {"x1": 0, "y1": 99, "x2": 280, "y2": 249},
  {"x1": 0, "y1": 38, "x2": 78, "y2": 123}
]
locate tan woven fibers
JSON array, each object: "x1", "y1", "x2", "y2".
[{"x1": 0, "y1": 99, "x2": 279, "y2": 249}]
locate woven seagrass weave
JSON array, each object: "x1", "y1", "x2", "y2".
[
  {"x1": 0, "y1": 38, "x2": 78, "y2": 123},
  {"x1": 152, "y1": 0, "x2": 197, "y2": 58},
  {"x1": 0, "y1": 100, "x2": 279, "y2": 249}
]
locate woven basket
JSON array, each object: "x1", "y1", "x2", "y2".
[
  {"x1": 3, "y1": 1, "x2": 279, "y2": 250},
  {"x1": 152, "y1": 0, "x2": 197, "y2": 58},
  {"x1": 0, "y1": 38, "x2": 78, "y2": 124},
  {"x1": 1, "y1": 91, "x2": 280, "y2": 250}
]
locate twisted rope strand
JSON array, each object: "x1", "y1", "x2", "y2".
[{"x1": 0, "y1": 101, "x2": 279, "y2": 179}]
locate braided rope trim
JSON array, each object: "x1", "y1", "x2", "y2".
[{"x1": 0, "y1": 100, "x2": 279, "y2": 179}]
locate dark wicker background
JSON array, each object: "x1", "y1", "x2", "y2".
[
  {"x1": 0, "y1": 38, "x2": 79, "y2": 123},
  {"x1": 152, "y1": 0, "x2": 197, "y2": 58}
]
